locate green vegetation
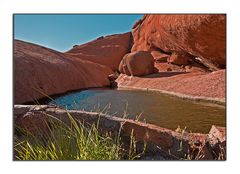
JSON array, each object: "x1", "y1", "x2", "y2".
[
  {"x1": 14, "y1": 106, "x2": 225, "y2": 160},
  {"x1": 14, "y1": 113, "x2": 143, "y2": 160}
]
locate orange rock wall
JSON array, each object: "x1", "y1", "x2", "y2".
[
  {"x1": 65, "y1": 32, "x2": 132, "y2": 71},
  {"x1": 14, "y1": 40, "x2": 113, "y2": 104},
  {"x1": 132, "y1": 15, "x2": 226, "y2": 69}
]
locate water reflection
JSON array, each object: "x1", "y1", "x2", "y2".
[{"x1": 49, "y1": 88, "x2": 226, "y2": 133}]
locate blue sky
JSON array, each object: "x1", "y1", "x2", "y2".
[{"x1": 14, "y1": 14, "x2": 143, "y2": 52}]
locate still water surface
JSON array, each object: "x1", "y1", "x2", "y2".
[{"x1": 49, "y1": 88, "x2": 225, "y2": 133}]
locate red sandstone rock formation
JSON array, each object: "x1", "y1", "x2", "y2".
[
  {"x1": 150, "y1": 50, "x2": 169, "y2": 62},
  {"x1": 14, "y1": 40, "x2": 113, "y2": 104},
  {"x1": 132, "y1": 15, "x2": 226, "y2": 70},
  {"x1": 65, "y1": 32, "x2": 132, "y2": 71},
  {"x1": 167, "y1": 52, "x2": 193, "y2": 66},
  {"x1": 116, "y1": 69, "x2": 226, "y2": 100},
  {"x1": 119, "y1": 51, "x2": 155, "y2": 76}
]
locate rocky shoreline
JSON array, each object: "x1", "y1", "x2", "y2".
[
  {"x1": 116, "y1": 70, "x2": 225, "y2": 102},
  {"x1": 14, "y1": 15, "x2": 226, "y2": 104},
  {"x1": 118, "y1": 86, "x2": 225, "y2": 105},
  {"x1": 14, "y1": 15, "x2": 226, "y2": 160},
  {"x1": 14, "y1": 105, "x2": 226, "y2": 160}
]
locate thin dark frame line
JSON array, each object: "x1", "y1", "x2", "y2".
[{"x1": 12, "y1": 13, "x2": 227, "y2": 161}]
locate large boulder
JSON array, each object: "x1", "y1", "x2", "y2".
[
  {"x1": 14, "y1": 40, "x2": 113, "y2": 104},
  {"x1": 65, "y1": 32, "x2": 132, "y2": 71},
  {"x1": 131, "y1": 15, "x2": 226, "y2": 69},
  {"x1": 119, "y1": 51, "x2": 154, "y2": 76}
]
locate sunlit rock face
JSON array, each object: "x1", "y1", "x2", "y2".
[
  {"x1": 131, "y1": 15, "x2": 226, "y2": 70},
  {"x1": 65, "y1": 32, "x2": 132, "y2": 71},
  {"x1": 14, "y1": 40, "x2": 113, "y2": 104},
  {"x1": 119, "y1": 51, "x2": 155, "y2": 76}
]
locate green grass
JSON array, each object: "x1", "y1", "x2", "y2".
[
  {"x1": 14, "y1": 112, "x2": 142, "y2": 160},
  {"x1": 14, "y1": 108, "x2": 225, "y2": 160}
]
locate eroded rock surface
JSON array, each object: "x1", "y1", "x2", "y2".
[
  {"x1": 167, "y1": 52, "x2": 193, "y2": 66},
  {"x1": 65, "y1": 32, "x2": 132, "y2": 71},
  {"x1": 151, "y1": 50, "x2": 169, "y2": 62},
  {"x1": 119, "y1": 51, "x2": 154, "y2": 76},
  {"x1": 116, "y1": 15, "x2": 226, "y2": 100},
  {"x1": 14, "y1": 105, "x2": 226, "y2": 160},
  {"x1": 132, "y1": 15, "x2": 226, "y2": 70},
  {"x1": 14, "y1": 40, "x2": 113, "y2": 104},
  {"x1": 117, "y1": 69, "x2": 226, "y2": 100}
]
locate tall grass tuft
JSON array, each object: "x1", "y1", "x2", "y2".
[{"x1": 14, "y1": 112, "x2": 140, "y2": 160}]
